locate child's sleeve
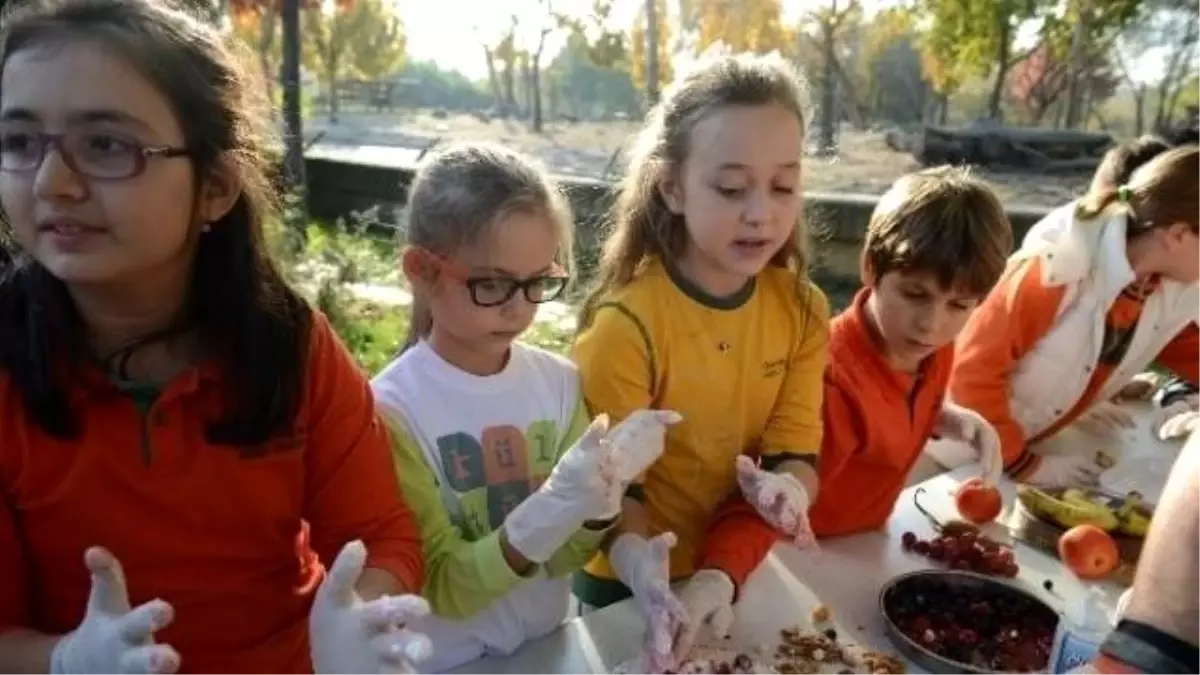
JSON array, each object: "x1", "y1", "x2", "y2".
[
  {"x1": 386, "y1": 416, "x2": 533, "y2": 619},
  {"x1": 0, "y1": 493, "x2": 28, "y2": 632},
  {"x1": 545, "y1": 395, "x2": 619, "y2": 577},
  {"x1": 1155, "y1": 322, "x2": 1199, "y2": 385},
  {"x1": 760, "y1": 285, "x2": 830, "y2": 467},
  {"x1": 950, "y1": 257, "x2": 1067, "y2": 481},
  {"x1": 572, "y1": 302, "x2": 656, "y2": 490},
  {"x1": 303, "y1": 313, "x2": 422, "y2": 594},
  {"x1": 695, "y1": 497, "x2": 781, "y2": 599},
  {"x1": 818, "y1": 380, "x2": 866, "y2": 483}
]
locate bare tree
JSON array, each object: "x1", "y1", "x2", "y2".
[{"x1": 645, "y1": 0, "x2": 661, "y2": 105}]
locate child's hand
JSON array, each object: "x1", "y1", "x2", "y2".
[
  {"x1": 935, "y1": 404, "x2": 1003, "y2": 485},
  {"x1": 50, "y1": 547, "x2": 180, "y2": 674},
  {"x1": 1026, "y1": 453, "x2": 1102, "y2": 488},
  {"x1": 608, "y1": 533, "x2": 689, "y2": 674},
  {"x1": 1076, "y1": 402, "x2": 1137, "y2": 437},
  {"x1": 1115, "y1": 372, "x2": 1160, "y2": 401},
  {"x1": 505, "y1": 416, "x2": 622, "y2": 562},
  {"x1": 1154, "y1": 395, "x2": 1199, "y2": 441},
  {"x1": 734, "y1": 456, "x2": 815, "y2": 548},
  {"x1": 309, "y1": 541, "x2": 433, "y2": 675},
  {"x1": 606, "y1": 410, "x2": 682, "y2": 484},
  {"x1": 675, "y1": 569, "x2": 736, "y2": 664}
]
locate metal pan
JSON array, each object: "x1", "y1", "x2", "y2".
[{"x1": 879, "y1": 569, "x2": 1060, "y2": 674}]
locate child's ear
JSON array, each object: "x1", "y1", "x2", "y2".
[
  {"x1": 657, "y1": 170, "x2": 684, "y2": 214},
  {"x1": 196, "y1": 153, "x2": 243, "y2": 226},
  {"x1": 401, "y1": 247, "x2": 437, "y2": 287}
]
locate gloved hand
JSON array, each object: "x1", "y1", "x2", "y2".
[
  {"x1": 606, "y1": 410, "x2": 682, "y2": 484},
  {"x1": 609, "y1": 533, "x2": 689, "y2": 674},
  {"x1": 506, "y1": 410, "x2": 681, "y2": 563},
  {"x1": 1076, "y1": 402, "x2": 1137, "y2": 437},
  {"x1": 309, "y1": 541, "x2": 433, "y2": 674},
  {"x1": 1025, "y1": 453, "x2": 1102, "y2": 488},
  {"x1": 1114, "y1": 372, "x2": 1161, "y2": 401},
  {"x1": 735, "y1": 456, "x2": 815, "y2": 548},
  {"x1": 50, "y1": 547, "x2": 179, "y2": 675},
  {"x1": 675, "y1": 569, "x2": 735, "y2": 662},
  {"x1": 935, "y1": 404, "x2": 1003, "y2": 485},
  {"x1": 1154, "y1": 395, "x2": 1199, "y2": 441},
  {"x1": 504, "y1": 416, "x2": 619, "y2": 562}
]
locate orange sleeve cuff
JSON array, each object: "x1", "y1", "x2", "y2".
[
  {"x1": 696, "y1": 497, "x2": 781, "y2": 599},
  {"x1": 366, "y1": 548, "x2": 424, "y2": 595}
]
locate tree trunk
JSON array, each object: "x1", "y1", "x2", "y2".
[
  {"x1": 645, "y1": 0, "x2": 660, "y2": 105},
  {"x1": 257, "y1": 5, "x2": 278, "y2": 106},
  {"x1": 987, "y1": 15, "x2": 1011, "y2": 121},
  {"x1": 938, "y1": 93, "x2": 949, "y2": 126},
  {"x1": 1063, "y1": 0, "x2": 1090, "y2": 129},
  {"x1": 482, "y1": 45, "x2": 502, "y2": 109},
  {"x1": 280, "y1": 0, "x2": 307, "y2": 236},
  {"x1": 1132, "y1": 84, "x2": 1146, "y2": 136},
  {"x1": 817, "y1": 9, "x2": 838, "y2": 156}
]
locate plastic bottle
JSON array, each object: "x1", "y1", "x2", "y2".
[{"x1": 1050, "y1": 586, "x2": 1114, "y2": 674}]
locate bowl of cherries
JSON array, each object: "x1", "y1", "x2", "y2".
[{"x1": 880, "y1": 570, "x2": 1059, "y2": 674}]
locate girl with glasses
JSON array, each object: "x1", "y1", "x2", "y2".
[
  {"x1": 0, "y1": 0, "x2": 430, "y2": 672},
  {"x1": 371, "y1": 142, "x2": 678, "y2": 672}
]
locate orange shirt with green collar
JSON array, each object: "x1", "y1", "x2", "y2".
[{"x1": 0, "y1": 312, "x2": 423, "y2": 674}]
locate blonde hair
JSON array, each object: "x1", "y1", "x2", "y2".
[
  {"x1": 578, "y1": 51, "x2": 813, "y2": 329},
  {"x1": 1076, "y1": 144, "x2": 1199, "y2": 237},
  {"x1": 865, "y1": 166, "x2": 1013, "y2": 296},
  {"x1": 401, "y1": 143, "x2": 573, "y2": 350}
]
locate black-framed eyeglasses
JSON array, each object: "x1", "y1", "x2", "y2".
[
  {"x1": 420, "y1": 248, "x2": 571, "y2": 308},
  {"x1": 0, "y1": 125, "x2": 190, "y2": 180}
]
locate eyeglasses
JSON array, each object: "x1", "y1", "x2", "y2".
[
  {"x1": 419, "y1": 248, "x2": 570, "y2": 307},
  {"x1": 0, "y1": 125, "x2": 189, "y2": 180}
]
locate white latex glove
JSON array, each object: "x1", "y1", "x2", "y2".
[
  {"x1": 1154, "y1": 395, "x2": 1199, "y2": 441},
  {"x1": 675, "y1": 569, "x2": 736, "y2": 662},
  {"x1": 1115, "y1": 372, "x2": 1161, "y2": 401},
  {"x1": 609, "y1": 533, "x2": 689, "y2": 674},
  {"x1": 504, "y1": 416, "x2": 619, "y2": 562},
  {"x1": 935, "y1": 404, "x2": 1003, "y2": 485},
  {"x1": 50, "y1": 547, "x2": 180, "y2": 675},
  {"x1": 734, "y1": 455, "x2": 815, "y2": 548},
  {"x1": 309, "y1": 541, "x2": 433, "y2": 674},
  {"x1": 1025, "y1": 453, "x2": 1102, "y2": 488},
  {"x1": 606, "y1": 410, "x2": 683, "y2": 485},
  {"x1": 1076, "y1": 401, "x2": 1137, "y2": 437}
]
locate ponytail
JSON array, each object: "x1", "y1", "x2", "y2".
[
  {"x1": 402, "y1": 292, "x2": 432, "y2": 353},
  {"x1": 1075, "y1": 145, "x2": 1199, "y2": 239}
]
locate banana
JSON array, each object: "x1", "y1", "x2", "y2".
[
  {"x1": 1116, "y1": 493, "x2": 1152, "y2": 537},
  {"x1": 1018, "y1": 485, "x2": 1121, "y2": 532}
]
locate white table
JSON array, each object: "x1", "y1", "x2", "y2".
[{"x1": 449, "y1": 404, "x2": 1184, "y2": 674}]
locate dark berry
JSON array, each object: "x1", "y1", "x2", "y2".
[
  {"x1": 913, "y1": 541, "x2": 931, "y2": 555},
  {"x1": 733, "y1": 654, "x2": 752, "y2": 671},
  {"x1": 901, "y1": 531, "x2": 917, "y2": 550},
  {"x1": 823, "y1": 628, "x2": 838, "y2": 641},
  {"x1": 1042, "y1": 579, "x2": 1054, "y2": 591}
]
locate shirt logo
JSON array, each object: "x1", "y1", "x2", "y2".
[{"x1": 762, "y1": 358, "x2": 787, "y2": 378}]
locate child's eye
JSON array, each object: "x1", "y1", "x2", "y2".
[
  {"x1": 0, "y1": 132, "x2": 36, "y2": 152},
  {"x1": 773, "y1": 186, "x2": 796, "y2": 195},
  {"x1": 83, "y1": 133, "x2": 134, "y2": 156},
  {"x1": 714, "y1": 186, "x2": 745, "y2": 198}
]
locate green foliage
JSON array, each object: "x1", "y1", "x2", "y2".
[
  {"x1": 398, "y1": 60, "x2": 492, "y2": 110},
  {"x1": 346, "y1": 0, "x2": 407, "y2": 80},
  {"x1": 916, "y1": 0, "x2": 1042, "y2": 93}
]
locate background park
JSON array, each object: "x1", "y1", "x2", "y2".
[{"x1": 12, "y1": 0, "x2": 1200, "y2": 372}]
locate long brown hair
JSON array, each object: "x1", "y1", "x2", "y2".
[
  {"x1": 400, "y1": 143, "x2": 573, "y2": 350},
  {"x1": 578, "y1": 51, "x2": 814, "y2": 329},
  {"x1": 1076, "y1": 145, "x2": 1199, "y2": 237},
  {"x1": 0, "y1": 0, "x2": 309, "y2": 447}
]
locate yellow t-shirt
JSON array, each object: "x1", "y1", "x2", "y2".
[{"x1": 573, "y1": 257, "x2": 830, "y2": 579}]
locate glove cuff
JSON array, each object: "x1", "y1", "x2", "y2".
[
  {"x1": 608, "y1": 533, "x2": 653, "y2": 596},
  {"x1": 504, "y1": 491, "x2": 587, "y2": 563},
  {"x1": 48, "y1": 632, "x2": 74, "y2": 675}
]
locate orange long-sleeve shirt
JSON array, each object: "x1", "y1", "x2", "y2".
[
  {"x1": 952, "y1": 257, "x2": 1199, "y2": 480},
  {"x1": 807, "y1": 289, "x2": 954, "y2": 537},
  {"x1": 0, "y1": 312, "x2": 422, "y2": 673}
]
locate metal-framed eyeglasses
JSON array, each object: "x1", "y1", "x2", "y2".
[{"x1": 0, "y1": 124, "x2": 190, "y2": 180}]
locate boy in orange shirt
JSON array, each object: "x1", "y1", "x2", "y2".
[{"x1": 667, "y1": 168, "x2": 1016, "y2": 651}]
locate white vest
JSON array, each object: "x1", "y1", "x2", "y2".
[
  {"x1": 982, "y1": 203, "x2": 1199, "y2": 441},
  {"x1": 371, "y1": 342, "x2": 582, "y2": 673}
]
